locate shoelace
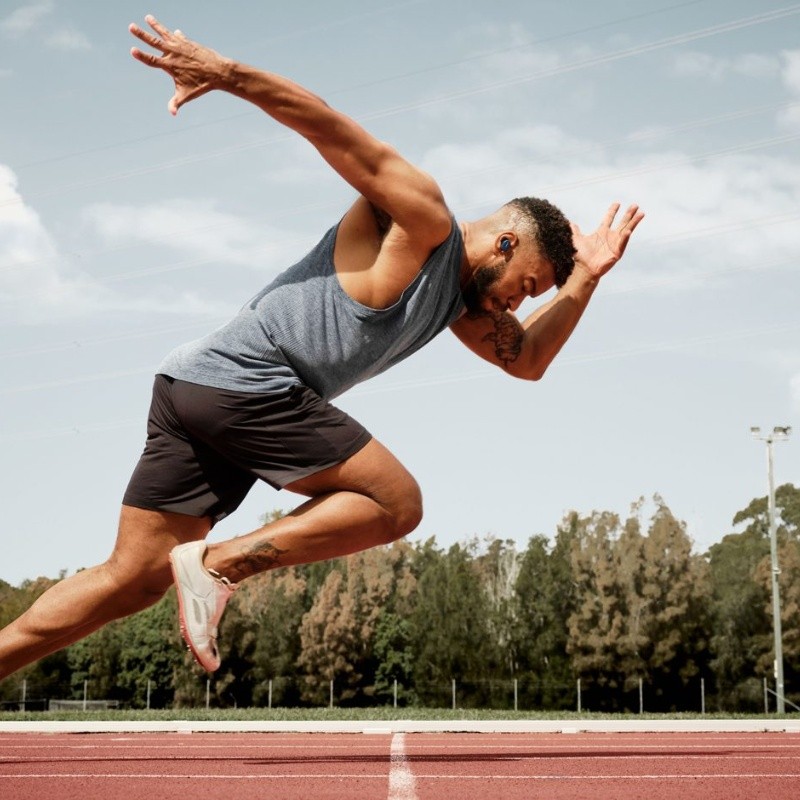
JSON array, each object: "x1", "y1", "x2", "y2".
[{"x1": 207, "y1": 568, "x2": 237, "y2": 589}]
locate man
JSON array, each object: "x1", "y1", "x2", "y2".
[{"x1": 0, "y1": 16, "x2": 643, "y2": 677}]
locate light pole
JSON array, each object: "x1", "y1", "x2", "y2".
[{"x1": 750, "y1": 425, "x2": 792, "y2": 714}]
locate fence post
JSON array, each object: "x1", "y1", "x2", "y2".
[
  {"x1": 83, "y1": 680, "x2": 88, "y2": 711},
  {"x1": 329, "y1": 679, "x2": 334, "y2": 709},
  {"x1": 268, "y1": 679, "x2": 273, "y2": 710},
  {"x1": 639, "y1": 677, "x2": 643, "y2": 714},
  {"x1": 577, "y1": 678, "x2": 581, "y2": 713},
  {"x1": 764, "y1": 677, "x2": 769, "y2": 714},
  {"x1": 393, "y1": 679, "x2": 398, "y2": 709},
  {"x1": 700, "y1": 678, "x2": 705, "y2": 715},
  {"x1": 146, "y1": 680, "x2": 151, "y2": 710},
  {"x1": 206, "y1": 678, "x2": 210, "y2": 709},
  {"x1": 514, "y1": 678, "x2": 518, "y2": 712},
  {"x1": 452, "y1": 679, "x2": 456, "y2": 711},
  {"x1": 21, "y1": 679, "x2": 26, "y2": 712}
]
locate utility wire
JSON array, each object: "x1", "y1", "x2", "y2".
[
  {"x1": 2, "y1": 317, "x2": 796, "y2": 442},
  {"x1": 14, "y1": 0, "x2": 712, "y2": 172},
  {"x1": 2, "y1": 103, "x2": 796, "y2": 278},
  {"x1": 2, "y1": 4, "x2": 796, "y2": 210}
]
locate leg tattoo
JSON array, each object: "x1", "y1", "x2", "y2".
[{"x1": 240, "y1": 539, "x2": 289, "y2": 575}]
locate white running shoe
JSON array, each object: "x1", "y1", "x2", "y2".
[{"x1": 169, "y1": 540, "x2": 237, "y2": 672}]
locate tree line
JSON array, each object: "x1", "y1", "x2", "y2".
[{"x1": 1, "y1": 487, "x2": 799, "y2": 713}]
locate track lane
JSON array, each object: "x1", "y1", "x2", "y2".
[{"x1": 2, "y1": 730, "x2": 800, "y2": 800}]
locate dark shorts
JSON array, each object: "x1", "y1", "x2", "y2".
[{"x1": 123, "y1": 375, "x2": 372, "y2": 523}]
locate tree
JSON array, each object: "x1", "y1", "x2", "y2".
[
  {"x1": 474, "y1": 537, "x2": 520, "y2": 676},
  {"x1": 514, "y1": 520, "x2": 580, "y2": 709},
  {"x1": 635, "y1": 498, "x2": 711, "y2": 710},
  {"x1": 244, "y1": 567, "x2": 309, "y2": 706},
  {"x1": 566, "y1": 509, "x2": 627, "y2": 705},
  {"x1": 114, "y1": 591, "x2": 184, "y2": 708},
  {"x1": 705, "y1": 486, "x2": 800, "y2": 710},
  {"x1": 297, "y1": 542, "x2": 415, "y2": 705},
  {"x1": 568, "y1": 499, "x2": 711, "y2": 711},
  {"x1": 0, "y1": 576, "x2": 72, "y2": 706},
  {"x1": 409, "y1": 540, "x2": 496, "y2": 707}
]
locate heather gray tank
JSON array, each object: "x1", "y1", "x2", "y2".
[{"x1": 158, "y1": 219, "x2": 466, "y2": 400}]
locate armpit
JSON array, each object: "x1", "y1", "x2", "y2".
[{"x1": 370, "y1": 201, "x2": 392, "y2": 240}]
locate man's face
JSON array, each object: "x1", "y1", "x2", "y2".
[{"x1": 462, "y1": 250, "x2": 555, "y2": 315}]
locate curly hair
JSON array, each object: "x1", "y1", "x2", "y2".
[{"x1": 506, "y1": 197, "x2": 576, "y2": 288}]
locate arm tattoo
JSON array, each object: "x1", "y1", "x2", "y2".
[
  {"x1": 240, "y1": 539, "x2": 289, "y2": 575},
  {"x1": 479, "y1": 311, "x2": 523, "y2": 366}
]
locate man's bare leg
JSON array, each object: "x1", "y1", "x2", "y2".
[
  {"x1": 0, "y1": 438, "x2": 420, "y2": 680},
  {"x1": 205, "y1": 438, "x2": 423, "y2": 581},
  {"x1": 0, "y1": 507, "x2": 210, "y2": 679}
]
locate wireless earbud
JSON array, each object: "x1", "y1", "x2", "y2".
[{"x1": 500, "y1": 238, "x2": 511, "y2": 253}]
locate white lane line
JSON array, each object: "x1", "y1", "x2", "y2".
[{"x1": 388, "y1": 733, "x2": 417, "y2": 800}]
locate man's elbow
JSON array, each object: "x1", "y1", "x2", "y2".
[{"x1": 507, "y1": 360, "x2": 548, "y2": 382}]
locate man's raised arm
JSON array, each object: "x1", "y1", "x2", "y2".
[{"x1": 129, "y1": 15, "x2": 450, "y2": 246}]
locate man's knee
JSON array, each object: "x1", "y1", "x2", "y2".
[
  {"x1": 385, "y1": 473, "x2": 423, "y2": 541},
  {"x1": 100, "y1": 557, "x2": 172, "y2": 615}
]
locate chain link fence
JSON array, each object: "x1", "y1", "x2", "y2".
[{"x1": 2, "y1": 673, "x2": 796, "y2": 714}]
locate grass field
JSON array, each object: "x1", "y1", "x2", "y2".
[{"x1": 0, "y1": 708, "x2": 793, "y2": 722}]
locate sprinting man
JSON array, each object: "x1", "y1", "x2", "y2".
[{"x1": 0, "y1": 15, "x2": 643, "y2": 677}]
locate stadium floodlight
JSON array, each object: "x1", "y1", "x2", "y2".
[{"x1": 751, "y1": 425, "x2": 792, "y2": 713}]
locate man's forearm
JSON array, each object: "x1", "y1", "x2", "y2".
[
  {"x1": 517, "y1": 265, "x2": 599, "y2": 380},
  {"x1": 220, "y1": 61, "x2": 341, "y2": 141}
]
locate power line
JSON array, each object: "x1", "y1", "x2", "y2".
[
  {"x1": 3, "y1": 241, "x2": 794, "y2": 364},
  {"x1": 2, "y1": 317, "x2": 796, "y2": 442},
  {"x1": 0, "y1": 318, "x2": 225, "y2": 361},
  {"x1": 2, "y1": 111, "x2": 796, "y2": 282},
  {"x1": 357, "y1": 5, "x2": 800, "y2": 122},
  {"x1": 3, "y1": 5, "x2": 795, "y2": 211},
  {"x1": 14, "y1": 0, "x2": 712, "y2": 173},
  {"x1": 1, "y1": 241, "x2": 796, "y2": 388}
]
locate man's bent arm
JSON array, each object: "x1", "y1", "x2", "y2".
[
  {"x1": 451, "y1": 265, "x2": 598, "y2": 380},
  {"x1": 451, "y1": 203, "x2": 644, "y2": 380}
]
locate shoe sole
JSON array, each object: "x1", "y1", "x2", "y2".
[{"x1": 169, "y1": 550, "x2": 219, "y2": 673}]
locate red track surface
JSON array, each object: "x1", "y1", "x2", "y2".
[{"x1": 1, "y1": 730, "x2": 799, "y2": 799}]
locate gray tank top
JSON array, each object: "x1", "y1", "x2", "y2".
[{"x1": 158, "y1": 218, "x2": 466, "y2": 400}]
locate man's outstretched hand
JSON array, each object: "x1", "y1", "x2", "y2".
[
  {"x1": 129, "y1": 14, "x2": 230, "y2": 116},
  {"x1": 571, "y1": 203, "x2": 645, "y2": 281}
]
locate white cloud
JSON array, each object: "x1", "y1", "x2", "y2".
[
  {"x1": 672, "y1": 51, "x2": 780, "y2": 82},
  {"x1": 421, "y1": 122, "x2": 800, "y2": 297},
  {"x1": 0, "y1": 1, "x2": 53, "y2": 36},
  {"x1": 81, "y1": 198, "x2": 301, "y2": 272},
  {"x1": 1, "y1": 4, "x2": 90, "y2": 52},
  {"x1": 0, "y1": 164, "x2": 57, "y2": 267},
  {"x1": 46, "y1": 28, "x2": 90, "y2": 51},
  {"x1": 0, "y1": 166, "x2": 111, "y2": 320},
  {"x1": 0, "y1": 167, "x2": 233, "y2": 323},
  {"x1": 782, "y1": 50, "x2": 800, "y2": 94},
  {"x1": 778, "y1": 50, "x2": 800, "y2": 131}
]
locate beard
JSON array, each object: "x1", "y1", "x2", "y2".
[{"x1": 461, "y1": 263, "x2": 504, "y2": 314}]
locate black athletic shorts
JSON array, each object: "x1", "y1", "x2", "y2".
[{"x1": 123, "y1": 375, "x2": 372, "y2": 523}]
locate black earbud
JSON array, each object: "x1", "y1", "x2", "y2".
[{"x1": 500, "y1": 238, "x2": 511, "y2": 253}]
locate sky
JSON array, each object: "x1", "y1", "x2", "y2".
[{"x1": 1, "y1": 0, "x2": 799, "y2": 587}]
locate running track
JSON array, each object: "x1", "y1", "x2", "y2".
[{"x1": 2, "y1": 728, "x2": 800, "y2": 799}]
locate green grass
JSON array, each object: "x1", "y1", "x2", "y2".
[{"x1": 0, "y1": 707, "x2": 793, "y2": 722}]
